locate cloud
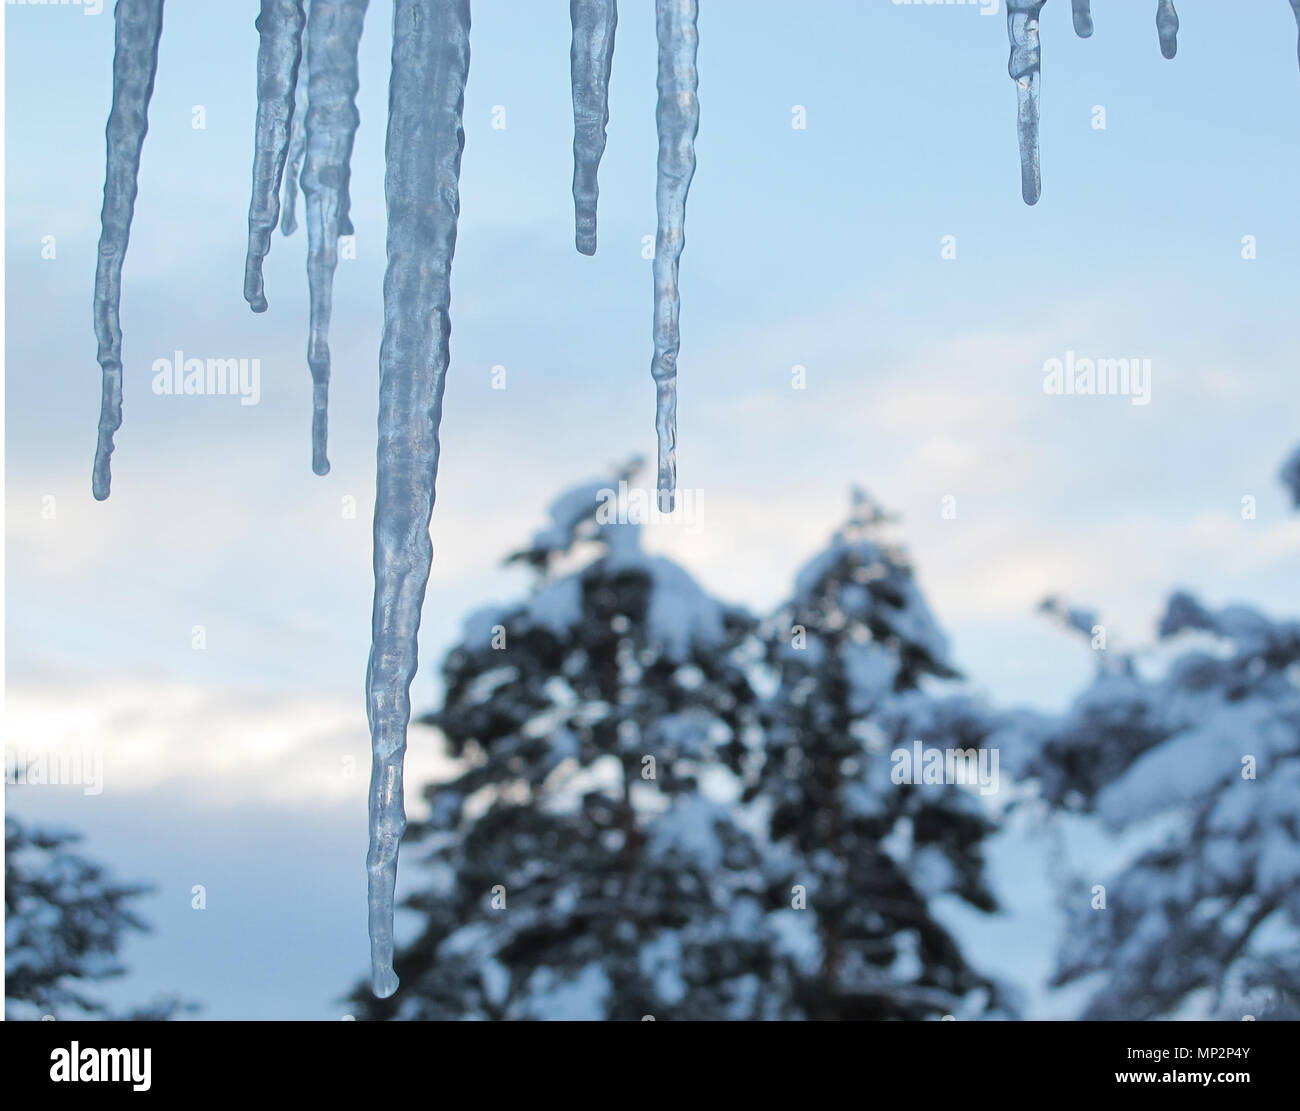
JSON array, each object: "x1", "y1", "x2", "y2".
[{"x1": 4, "y1": 673, "x2": 456, "y2": 813}]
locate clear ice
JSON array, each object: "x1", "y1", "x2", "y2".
[
  {"x1": 88, "y1": 0, "x2": 1295, "y2": 1003},
  {"x1": 1293, "y1": 1, "x2": 1300, "y2": 72},
  {"x1": 302, "y1": 0, "x2": 369, "y2": 476},
  {"x1": 1071, "y1": 0, "x2": 1093, "y2": 38},
  {"x1": 364, "y1": 0, "x2": 472, "y2": 1000},
  {"x1": 650, "y1": 0, "x2": 699, "y2": 512},
  {"x1": 1156, "y1": 1, "x2": 1179, "y2": 61},
  {"x1": 244, "y1": 0, "x2": 307, "y2": 314},
  {"x1": 280, "y1": 53, "x2": 309, "y2": 237},
  {"x1": 1007, "y1": 1, "x2": 1046, "y2": 207},
  {"x1": 91, "y1": 0, "x2": 165, "y2": 502},
  {"x1": 569, "y1": 0, "x2": 618, "y2": 256}
]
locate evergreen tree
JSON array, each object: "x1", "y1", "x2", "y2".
[
  {"x1": 752, "y1": 491, "x2": 1007, "y2": 1020},
  {"x1": 5, "y1": 815, "x2": 192, "y2": 1020},
  {"x1": 1010, "y1": 591, "x2": 1300, "y2": 1020},
  {"x1": 350, "y1": 468, "x2": 775, "y2": 1019}
]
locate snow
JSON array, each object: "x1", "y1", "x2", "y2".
[
  {"x1": 648, "y1": 795, "x2": 726, "y2": 872},
  {"x1": 910, "y1": 845, "x2": 958, "y2": 898},
  {"x1": 843, "y1": 643, "x2": 898, "y2": 714},
  {"x1": 522, "y1": 962, "x2": 610, "y2": 1020},
  {"x1": 770, "y1": 908, "x2": 821, "y2": 974},
  {"x1": 1255, "y1": 822, "x2": 1300, "y2": 896},
  {"x1": 642, "y1": 557, "x2": 726, "y2": 660},
  {"x1": 638, "y1": 931, "x2": 687, "y2": 1005},
  {"x1": 650, "y1": 711, "x2": 720, "y2": 760},
  {"x1": 1095, "y1": 701, "x2": 1276, "y2": 827},
  {"x1": 1013, "y1": 583, "x2": 1300, "y2": 1018},
  {"x1": 523, "y1": 576, "x2": 584, "y2": 637},
  {"x1": 525, "y1": 479, "x2": 617, "y2": 557}
]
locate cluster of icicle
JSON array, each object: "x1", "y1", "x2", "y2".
[
  {"x1": 88, "y1": 0, "x2": 1298, "y2": 999},
  {"x1": 1009, "y1": 0, "x2": 1183, "y2": 205},
  {"x1": 89, "y1": 0, "x2": 699, "y2": 998}
]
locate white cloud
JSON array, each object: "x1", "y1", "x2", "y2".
[{"x1": 4, "y1": 674, "x2": 456, "y2": 813}]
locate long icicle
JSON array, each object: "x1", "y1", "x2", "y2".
[
  {"x1": 570, "y1": 0, "x2": 618, "y2": 255},
  {"x1": 651, "y1": 0, "x2": 699, "y2": 513},
  {"x1": 280, "y1": 38, "x2": 309, "y2": 236},
  {"x1": 1156, "y1": 1, "x2": 1179, "y2": 60},
  {"x1": 244, "y1": 0, "x2": 307, "y2": 313},
  {"x1": 92, "y1": 0, "x2": 165, "y2": 502},
  {"x1": 365, "y1": 0, "x2": 471, "y2": 999},
  {"x1": 1007, "y1": 1, "x2": 1046, "y2": 207},
  {"x1": 301, "y1": 0, "x2": 369, "y2": 476},
  {"x1": 1071, "y1": 0, "x2": 1092, "y2": 38}
]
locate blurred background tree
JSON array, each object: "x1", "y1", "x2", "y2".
[
  {"x1": 349, "y1": 472, "x2": 1010, "y2": 1019},
  {"x1": 1003, "y1": 586, "x2": 1300, "y2": 1021},
  {"x1": 5, "y1": 814, "x2": 194, "y2": 1020},
  {"x1": 999, "y1": 453, "x2": 1300, "y2": 1020},
  {"x1": 350, "y1": 463, "x2": 775, "y2": 1019},
  {"x1": 752, "y1": 490, "x2": 1008, "y2": 1019}
]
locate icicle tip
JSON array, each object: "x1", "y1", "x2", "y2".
[
  {"x1": 1071, "y1": 1, "x2": 1093, "y2": 38},
  {"x1": 371, "y1": 966, "x2": 398, "y2": 999},
  {"x1": 1156, "y1": 1, "x2": 1179, "y2": 60},
  {"x1": 244, "y1": 273, "x2": 270, "y2": 314}
]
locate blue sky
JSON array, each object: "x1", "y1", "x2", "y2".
[{"x1": 5, "y1": 0, "x2": 1300, "y2": 1018}]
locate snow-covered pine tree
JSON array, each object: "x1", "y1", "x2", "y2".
[
  {"x1": 348, "y1": 466, "x2": 775, "y2": 1019},
  {"x1": 1010, "y1": 590, "x2": 1300, "y2": 1020},
  {"x1": 752, "y1": 491, "x2": 1007, "y2": 1020}
]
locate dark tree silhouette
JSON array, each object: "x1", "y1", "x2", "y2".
[{"x1": 5, "y1": 815, "x2": 193, "y2": 1020}]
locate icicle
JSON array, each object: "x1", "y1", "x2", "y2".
[
  {"x1": 281, "y1": 59, "x2": 308, "y2": 236},
  {"x1": 1292, "y1": 1, "x2": 1300, "y2": 73},
  {"x1": 651, "y1": 0, "x2": 699, "y2": 513},
  {"x1": 570, "y1": 0, "x2": 618, "y2": 256},
  {"x1": 91, "y1": 0, "x2": 165, "y2": 502},
  {"x1": 1071, "y1": 0, "x2": 1093, "y2": 38},
  {"x1": 365, "y1": 0, "x2": 471, "y2": 1000},
  {"x1": 244, "y1": 0, "x2": 307, "y2": 314},
  {"x1": 301, "y1": 0, "x2": 369, "y2": 476},
  {"x1": 1007, "y1": 1, "x2": 1046, "y2": 207},
  {"x1": 1156, "y1": 1, "x2": 1179, "y2": 60}
]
